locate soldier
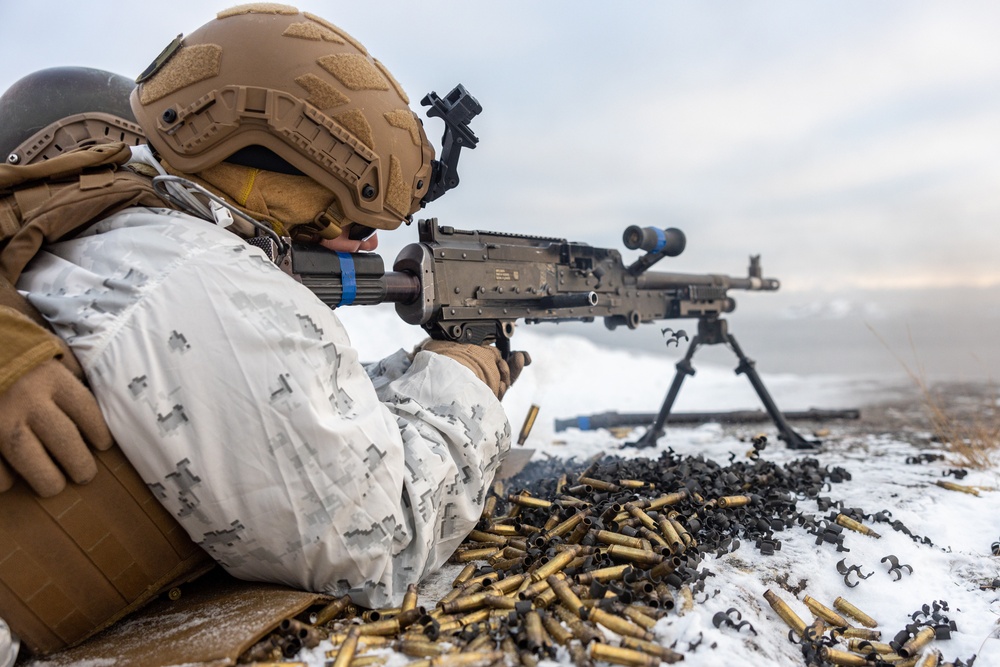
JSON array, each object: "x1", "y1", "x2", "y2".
[{"x1": 9, "y1": 5, "x2": 527, "y2": 613}]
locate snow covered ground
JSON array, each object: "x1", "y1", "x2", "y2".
[{"x1": 305, "y1": 306, "x2": 1000, "y2": 667}]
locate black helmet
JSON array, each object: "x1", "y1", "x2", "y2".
[{"x1": 0, "y1": 66, "x2": 145, "y2": 165}]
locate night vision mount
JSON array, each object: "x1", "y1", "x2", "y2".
[{"x1": 421, "y1": 84, "x2": 481, "y2": 204}]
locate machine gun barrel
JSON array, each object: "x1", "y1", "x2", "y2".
[{"x1": 636, "y1": 272, "x2": 779, "y2": 292}]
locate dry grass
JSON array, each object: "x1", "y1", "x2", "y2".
[{"x1": 869, "y1": 324, "x2": 1000, "y2": 469}]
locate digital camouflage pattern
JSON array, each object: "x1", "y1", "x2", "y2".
[{"x1": 18, "y1": 208, "x2": 510, "y2": 607}]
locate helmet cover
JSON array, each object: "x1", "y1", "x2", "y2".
[{"x1": 131, "y1": 4, "x2": 434, "y2": 234}]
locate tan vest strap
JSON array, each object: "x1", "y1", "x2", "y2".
[
  {"x1": 0, "y1": 201, "x2": 20, "y2": 240},
  {"x1": 79, "y1": 168, "x2": 117, "y2": 191},
  {"x1": 12, "y1": 183, "x2": 52, "y2": 218},
  {"x1": 0, "y1": 142, "x2": 132, "y2": 192}
]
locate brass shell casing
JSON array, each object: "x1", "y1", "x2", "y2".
[
  {"x1": 900, "y1": 626, "x2": 936, "y2": 658},
  {"x1": 467, "y1": 530, "x2": 508, "y2": 545},
  {"x1": 620, "y1": 636, "x2": 685, "y2": 664},
  {"x1": 716, "y1": 495, "x2": 751, "y2": 508},
  {"x1": 481, "y1": 495, "x2": 497, "y2": 520},
  {"x1": 325, "y1": 634, "x2": 392, "y2": 651},
  {"x1": 576, "y1": 564, "x2": 631, "y2": 585},
  {"x1": 657, "y1": 518, "x2": 685, "y2": 554},
  {"x1": 543, "y1": 511, "x2": 587, "y2": 541},
  {"x1": 621, "y1": 606, "x2": 658, "y2": 630},
  {"x1": 441, "y1": 593, "x2": 490, "y2": 615},
  {"x1": 414, "y1": 651, "x2": 505, "y2": 667},
  {"x1": 517, "y1": 404, "x2": 540, "y2": 445},
  {"x1": 548, "y1": 575, "x2": 587, "y2": 618},
  {"x1": 837, "y1": 627, "x2": 882, "y2": 641},
  {"x1": 507, "y1": 494, "x2": 553, "y2": 509},
  {"x1": 483, "y1": 595, "x2": 517, "y2": 610},
  {"x1": 588, "y1": 607, "x2": 652, "y2": 640},
  {"x1": 519, "y1": 578, "x2": 552, "y2": 600},
  {"x1": 670, "y1": 519, "x2": 695, "y2": 548},
  {"x1": 311, "y1": 595, "x2": 353, "y2": 626},
  {"x1": 648, "y1": 558, "x2": 679, "y2": 581},
  {"x1": 638, "y1": 527, "x2": 668, "y2": 548},
  {"x1": 596, "y1": 530, "x2": 646, "y2": 550},
  {"x1": 452, "y1": 563, "x2": 477, "y2": 588},
  {"x1": 486, "y1": 523, "x2": 520, "y2": 537},
  {"x1": 589, "y1": 642, "x2": 660, "y2": 667},
  {"x1": 438, "y1": 583, "x2": 472, "y2": 608},
  {"x1": 459, "y1": 608, "x2": 491, "y2": 627},
  {"x1": 918, "y1": 650, "x2": 941, "y2": 667},
  {"x1": 530, "y1": 545, "x2": 581, "y2": 581},
  {"x1": 604, "y1": 545, "x2": 664, "y2": 567},
  {"x1": 489, "y1": 573, "x2": 526, "y2": 595},
  {"x1": 624, "y1": 503, "x2": 658, "y2": 532},
  {"x1": 577, "y1": 476, "x2": 620, "y2": 492},
  {"x1": 846, "y1": 639, "x2": 894, "y2": 654},
  {"x1": 350, "y1": 656, "x2": 388, "y2": 667},
  {"x1": 845, "y1": 638, "x2": 892, "y2": 654},
  {"x1": 330, "y1": 626, "x2": 361, "y2": 667},
  {"x1": 358, "y1": 609, "x2": 421, "y2": 635},
  {"x1": 399, "y1": 639, "x2": 454, "y2": 657},
  {"x1": 453, "y1": 547, "x2": 502, "y2": 563},
  {"x1": 464, "y1": 633, "x2": 495, "y2": 653},
  {"x1": 524, "y1": 611, "x2": 545, "y2": 651},
  {"x1": 803, "y1": 595, "x2": 849, "y2": 627},
  {"x1": 541, "y1": 612, "x2": 574, "y2": 645},
  {"x1": 361, "y1": 608, "x2": 395, "y2": 622},
  {"x1": 819, "y1": 647, "x2": 870, "y2": 666},
  {"x1": 646, "y1": 491, "x2": 687, "y2": 511},
  {"x1": 934, "y1": 480, "x2": 980, "y2": 496},
  {"x1": 534, "y1": 587, "x2": 558, "y2": 609},
  {"x1": 763, "y1": 589, "x2": 806, "y2": 636},
  {"x1": 835, "y1": 514, "x2": 882, "y2": 538},
  {"x1": 679, "y1": 586, "x2": 694, "y2": 614},
  {"x1": 489, "y1": 557, "x2": 522, "y2": 572},
  {"x1": 554, "y1": 604, "x2": 604, "y2": 645},
  {"x1": 833, "y1": 597, "x2": 878, "y2": 628}
]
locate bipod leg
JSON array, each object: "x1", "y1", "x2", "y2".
[
  {"x1": 630, "y1": 335, "x2": 701, "y2": 449},
  {"x1": 727, "y1": 333, "x2": 819, "y2": 450}
]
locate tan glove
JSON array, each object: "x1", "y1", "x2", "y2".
[
  {"x1": 419, "y1": 340, "x2": 531, "y2": 400},
  {"x1": 0, "y1": 358, "x2": 114, "y2": 497}
]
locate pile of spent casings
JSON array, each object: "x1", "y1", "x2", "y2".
[{"x1": 241, "y1": 444, "x2": 971, "y2": 667}]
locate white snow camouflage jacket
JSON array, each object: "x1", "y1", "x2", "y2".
[{"x1": 18, "y1": 207, "x2": 511, "y2": 607}]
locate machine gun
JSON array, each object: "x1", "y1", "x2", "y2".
[{"x1": 288, "y1": 220, "x2": 818, "y2": 450}]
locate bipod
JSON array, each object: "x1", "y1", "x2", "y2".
[{"x1": 629, "y1": 316, "x2": 819, "y2": 450}]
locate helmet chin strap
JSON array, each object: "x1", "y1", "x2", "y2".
[{"x1": 290, "y1": 205, "x2": 345, "y2": 244}]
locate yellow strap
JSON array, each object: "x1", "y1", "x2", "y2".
[{"x1": 237, "y1": 168, "x2": 260, "y2": 206}]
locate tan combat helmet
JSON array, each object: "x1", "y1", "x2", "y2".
[
  {"x1": 0, "y1": 67, "x2": 145, "y2": 166},
  {"x1": 131, "y1": 4, "x2": 435, "y2": 240}
]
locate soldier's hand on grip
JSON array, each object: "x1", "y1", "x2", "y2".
[
  {"x1": 418, "y1": 340, "x2": 530, "y2": 400},
  {"x1": 0, "y1": 358, "x2": 114, "y2": 497}
]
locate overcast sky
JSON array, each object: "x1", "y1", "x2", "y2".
[{"x1": 1, "y1": 1, "x2": 999, "y2": 295}]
